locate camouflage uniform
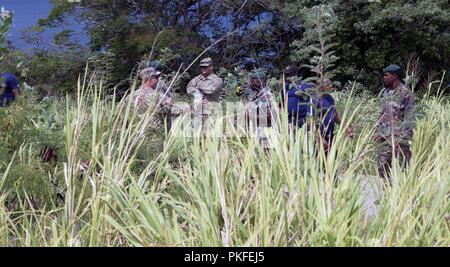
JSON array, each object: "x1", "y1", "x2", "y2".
[
  {"x1": 187, "y1": 73, "x2": 224, "y2": 103},
  {"x1": 187, "y1": 73, "x2": 224, "y2": 129},
  {"x1": 155, "y1": 79, "x2": 170, "y2": 96},
  {"x1": 128, "y1": 84, "x2": 173, "y2": 120},
  {"x1": 376, "y1": 83, "x2": 415, "y2": 179},
  {"x1": 242, "y1": 87, "x2": 276, "y2": 149}
]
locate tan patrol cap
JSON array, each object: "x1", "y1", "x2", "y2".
[
  {"x1": 139, "y1": 67, "x2": 161, "y2": 79},
  {"x1": 199, "y1": 58, "x2": 213, "y2": 67}
]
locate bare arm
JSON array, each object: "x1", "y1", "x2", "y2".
[
  {"x1": 334, "y1": 110, "x2": 342, "y2": 125},
  {"x1": 12, "y1": 88, "x2": 20, "y2": 98}
]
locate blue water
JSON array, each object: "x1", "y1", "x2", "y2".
[{"x1": 1, "y1": 0, "x2": 87, "y2": 50}]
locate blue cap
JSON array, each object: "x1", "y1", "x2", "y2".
[{"x1": 383, "y1": 64, "x2": 402, "y2": 73}]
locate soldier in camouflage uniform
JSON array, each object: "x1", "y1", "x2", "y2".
[
  {"x1": 186, "y1": 58, "x2": 224, "y2": 129},
  {"x1": 128, "y1": 67, "x2": 174, "y2": 127},
  {"x1": 241, "y1": 70, "x2": 277, "y2": 150},
  {"x1": 375, "y1": 64, "x2": 416, "y2": 180},
  {"x1": 146, "y1": 60, "x2": 171, "y2": 97}
]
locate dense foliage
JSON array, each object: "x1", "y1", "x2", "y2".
[{"x1": 27, "y1": 0, "x2": 449, "y2": 94}]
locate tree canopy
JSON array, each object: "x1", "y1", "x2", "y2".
[{"x1": 11, "y1": 0, "x2": 450, "y2": 93}]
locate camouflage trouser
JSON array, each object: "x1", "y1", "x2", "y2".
[
  {"x1": 377, "y1": 142, "x2": 412, "y2": 180},
  {"x1": 192, "y1": 102, "x2": 222, "y2": 135}
]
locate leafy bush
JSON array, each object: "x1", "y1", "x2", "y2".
[{"x1": 0, "y1": 91, "x2": 67, "y2": 209}]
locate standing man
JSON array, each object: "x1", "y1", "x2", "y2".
[
  {"x1": 315, "y1": 77, "x2": 354, "y2": 154},
  {"x1": 186, "y1": 58, "x2": 223, "y2": 129},
  {"x1": 375, "y1": 64, "x2": 416, "y2": 181},
  {"x1": 242, "y1": 70, "x2": 276, "y2": 150},
  {"x1": 0, "y1": 72, "x2": 20, "y2": 107},
  {"x1": 282, "y1": 65, "x2": 315, "y2": 128}
]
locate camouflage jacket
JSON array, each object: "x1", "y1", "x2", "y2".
[
  {"x1": 186, "y1": 73, "x2": 224, "y2": 102},
  {"x1": 376, "y1": 83, "x2": 415, "y2": 141},
  {"x1": 155, "y1": 79, "x2": 171, "y2": 97},
  {"x1": 242, "y1": 87, "x2": 276, "y2": 129},
  {"x1": 128, "y1": 86, "x2": 173, "y2": 115}
]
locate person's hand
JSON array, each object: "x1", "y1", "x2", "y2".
[{"x1": 346, "y1": 127, "x2": 355, "y2": 139}]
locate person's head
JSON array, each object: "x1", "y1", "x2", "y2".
[
  {"x1": 298, "y1": 66, "x2": 312, "y2": 80},
  {"x1": 249, "y1": 70, "x2": 267, "y2": 90},
  {"x1": 199, "y1": 58, "x2": 214, "y2": 77},
  {"x1": 383, "y1": 64, "x2": 403, "y2": 88},
  {"x1": 147, "y1": 60, "x2": 164, "y2": 72},
  {"x1": 316, "y1": 77, "x2": 334, "y2": 92},
  {"x1": 241, "y1": 58, "x2": 259, "y2": 72},
  {"x1": 284, "y1": 65, "x2": 299, "y2": 79},
  {"x1": 140, "y1": 67, "x2": 161, "y2": 87}
]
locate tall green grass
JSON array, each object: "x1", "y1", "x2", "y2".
[{"x1": 0, "y1": 74, "x2": 448, "y2": 247}]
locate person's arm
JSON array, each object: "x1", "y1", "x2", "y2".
[
  {"x1": 186, "y1": 77, "x2": 200, "y2": 96},
  {"x1": 159, "y1": 93, "x2": 174, "y2": 114},
  {"x1": 8, "y1": 75, "x2": 20, "y2": 98},
  {"x1": 157, "y1": 79, "x2": 170, "y2": 96},
  {"x1": 399, "y1": 92, "x2": 415, "y2": 140},
  {"x1": 12, "y1": 88, "x2": 20, "y2": 98}
]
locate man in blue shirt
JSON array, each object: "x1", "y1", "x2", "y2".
[
  {"x1": 0, "y1": 72, "x2": 20, "y2": 107},
  {"x1": 282, "y1": 65, "x2": 316, "y2": 128},
  {"x1": 316, "y1": 77, "x2": 354, "y2": 154}
]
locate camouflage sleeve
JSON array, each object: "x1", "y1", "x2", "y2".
[
  {"x1": 157, "y1": 80, "x2": 170, "y2": 96},
  {"x1": 201, "y1": 77, "x2": 223, "y2": 95},
  {"x1": 399, "y1": 92, "x2": 415, "y2": 139},
  {"x1": 186, "y1": 77, "x2": 201, "y2": 96}
]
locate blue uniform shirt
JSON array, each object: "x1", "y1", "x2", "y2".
[
  {"x1": 0, "y1": 73, "x2": 20, "y2": 107},
  {"x1": 317, "y1": 94, "x2": 336, "y2": 141},
  {"x1": 284, "y1": 80, "x2": 316, "y2": 127}
]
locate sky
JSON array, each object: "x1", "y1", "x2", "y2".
[{"x1": 1, "y1": 0, "x2": 87, "y2": 50}]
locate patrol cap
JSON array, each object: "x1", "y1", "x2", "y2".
[
  {"x1": 139, "y1": 67, "x2": 161, "y2": 79},
  {"x1": 147, "y1": 60, "x2": 164, "y2": 71},
  {"x1": 199, "y1": 58, "x2": 213, "y2": 67},
  {"x1": 383, "y1": 64, "x2": 402, "y2": 74},
  {"x1": 285, "y1": 65, "x2": 299, "y2": 76},
  {"x1": 249, "y1": 70, "x2": 267, "y2": 80}
]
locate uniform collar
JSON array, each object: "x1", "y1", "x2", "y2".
[
  {"x1": 199, "y1": 73, "x2": 216, "y2": 80},
  {"x1": 384, "y1": 83, "x2": 406, "y2": 95}
]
